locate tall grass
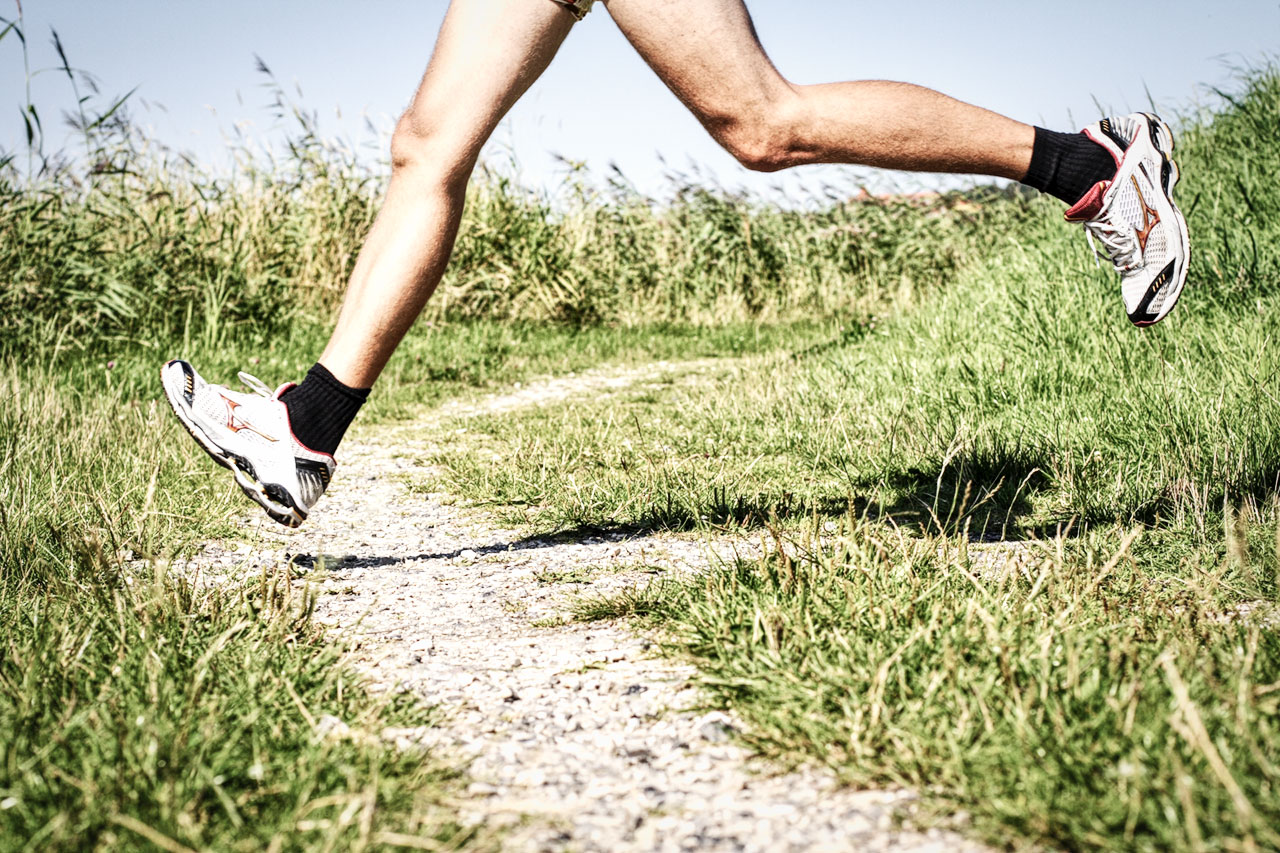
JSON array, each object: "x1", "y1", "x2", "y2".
[
  {"x1": 0, "y1": 355, "x2": 488, "y2": 850},
  {"x1": 0, "y1": 155, "x2": 1017, "y2": 347},
  {"x1": 0, "y1": 113, "x2": 381, "y2": 353},
  {"x1": 596, "y1": 516, "x2": 1280, "y2": 851},
  {"x1": 0, "y1": 65, "x2": 1027, "y2": 355}
]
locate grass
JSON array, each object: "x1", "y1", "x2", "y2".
[
  {"x1": 425, "y1": 67, "x2": 1280, "y2": 850},
  {"x1": 0, "y1": 319, "x2": 817, "y2": 851},
  {"x1": 580, "y1": 518, "x2": 1280, "y2": 851},
  {"x1": 0, "y1": 67, "x2": 1019, "y2": 351},
  {"x1": 0, "y1": 353, "x2": 487, "y2": 851},
  {"x1": 0, "y1": 22, "x2": 844, "y2": 847},
  {"x1": 3, "y1": 11, "x2": 1277, "y2": 847},
  {"x1": 431, "y1": 69, "x2": 1280, "y2": 542}
]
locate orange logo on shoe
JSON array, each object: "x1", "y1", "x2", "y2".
[
  {"x1": 1131, "y1": 175, "x2": 1160, "y2": 254},
  {"x1": 222, "y1": 395, "x2": 278, "y2": 443}
]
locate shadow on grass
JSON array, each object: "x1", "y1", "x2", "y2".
[
  {"x1": 607, "y1": 445, "x2": 1078, "y2": 540},
  {"x1": 869, "y1": 447, "x2": 1059, "y2": 539},
  {"x1": 310, "y1": 441, "x2": 1280, "y2": 572},
  {"x1": 495, "y1": 445, "x2": 1072, "y2": 545}
]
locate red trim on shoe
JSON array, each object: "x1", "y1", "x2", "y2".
[
  {"x1": 283, "y1": 412, "x2": 336, "y2": 462},
  {"x1": 286, "y1": 423, "x2": 336, "y2": 461},
  {"x1": 1065, "y1": 180, "x2": 1109, "y2": 222}
]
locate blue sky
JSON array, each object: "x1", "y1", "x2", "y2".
[{"x1": 4, "y1": 1, "x2": 1278, "y2": 199}]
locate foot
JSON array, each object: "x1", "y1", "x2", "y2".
[
  {"x1": 1067, "y1": 112, "x2": 1190, "y2": 326},
  {"x1": 160, "y1": 360, "x2": 335, "y2": 527}
]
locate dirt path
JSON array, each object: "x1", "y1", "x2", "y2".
[{"x1": 190, "y1": 362, "x2": 989, "y2": 852}]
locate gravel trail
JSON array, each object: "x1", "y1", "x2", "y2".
[{"x1": 191, "y1": 362, "x2": 990, "y2": 852}]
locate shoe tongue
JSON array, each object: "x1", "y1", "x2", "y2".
[
  {"x1": 273, "y1": 381, "x2": 297, "y2": 400},
  {"x1": 1064, "y1": 181, "x2": 1108, "y2": 221}
]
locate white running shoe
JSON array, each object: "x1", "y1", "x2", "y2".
[
  {"x1": 161, "y1": 360, "x2": 334, "y2": 527},
  {"x1": 1068, "y1": 112, "x2": 1190, "y2": 326}
]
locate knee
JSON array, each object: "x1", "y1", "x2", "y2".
[
  {"x1": 390, "y1": 112, "x2": 431, "y2": 172},
  {"x1": 710, "y1": 98, "x2": 804, "y2": 173},
  {"x1": 390, "y1": 111, "x2": 472, "y2": 188}
]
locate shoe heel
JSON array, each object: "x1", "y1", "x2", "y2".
[
  {"x1": 1142, "y1": 112, "x2": 1176, "y2": 158},
  {"x1": 1141, "y1": 112, "x2": 1179, "y2": 196}
]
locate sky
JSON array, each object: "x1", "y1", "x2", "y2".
[{"x1": 3, "y1": 1, "x2": 1279, "y2": 200}]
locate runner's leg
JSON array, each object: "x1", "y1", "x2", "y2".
[
  {"x1": 318, "y1": 0, "x2": 576, "y2": 389},
  {"x1": 602, "y1": 0, "x2": 1188, "y2": 327},
  {"x1": 160, "y1": 0, "x2": 577, "y2": 526},
  {"x1": 603, "y1": 0, "x2": 1034, "y2": 179}
]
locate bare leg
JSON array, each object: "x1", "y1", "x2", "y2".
[
  {"x1": 318, "y1": 0, "x2": 576, "y2": 389},
  {"x1": 325, "y1": 0, "x2": 1033, "y2": 391},
  {"x1": 603, "y1": 0, "x2": 1034, "y2": 179}
]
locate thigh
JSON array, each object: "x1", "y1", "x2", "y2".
[
  {"x1": 399, "y1": 0, "x2": 577, "y2": 161},
  {"x1": 602, "y1": 0, "x2": 791, "y2": 125}
]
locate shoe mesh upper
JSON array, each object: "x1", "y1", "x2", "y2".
[{"x1": 193, "y1": 385, "x2": 280, "y2": 450}]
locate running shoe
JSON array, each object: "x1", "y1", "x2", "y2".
[
  {"x1": 160, "y1": 360, "x2": 334, "y2": 527},
  {"x1": 1067, "y1": 112, "x2": 1190, "y2": 326}
]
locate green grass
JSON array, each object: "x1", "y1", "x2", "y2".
[
  {"x1": 0, "y1": 318, "x2": 821, "y2": 851},
  {"x1": 426, "y1": 68, "x2": 1280, "y2": 850},
  {"x1": 0, "y1": 79, "x2": 1019, "y2": 352},
  {"x1": 432, "y1": 69, "x2": 1280, "y2": 542},
  {"x1": 0, "y1": 354, "x2": 484, "y2": 850},
  {"x1": 4, "y1": 15, "x2": 1278, "y2": 848},
  {"x1": 582, "y1": 519, "x2": 1280, "y2": 851}
]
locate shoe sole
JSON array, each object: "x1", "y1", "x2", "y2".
[
  {"x1": 1132, "y1": 112, "x2": 1191, "y2": 327},
  {"x1": 161, "y1": 361, "x2": 307, "y2": 528}
]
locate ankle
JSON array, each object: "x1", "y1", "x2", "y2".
[
  {"x1": 1022, "y1": 127, "x2": 1118, "y2": 206},
  {"x1": 280, "y1": 363, "x2": 371, "y2": 456}
]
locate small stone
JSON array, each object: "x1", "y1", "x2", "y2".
[
  {"x1": 315, "y1": 714, "x2": 350, "y2": 741},
  {"x1": 698, "y1": 720, "x2": 735, "y2": 743}
]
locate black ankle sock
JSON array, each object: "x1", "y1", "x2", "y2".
[
  {"x1": 1022, "y1": 127, "x2": 1118, "y2": 206},
  {"x1": 280, "y1": 363, "x2": 370, "y2": 456}
]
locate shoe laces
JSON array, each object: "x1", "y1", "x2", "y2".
[
  {"x1": 1083, "y1": 217, "x2": 1144, "y2": 274},
  {"x1": 238, "y1": 371, "x2": 274, "y2": 398}
]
